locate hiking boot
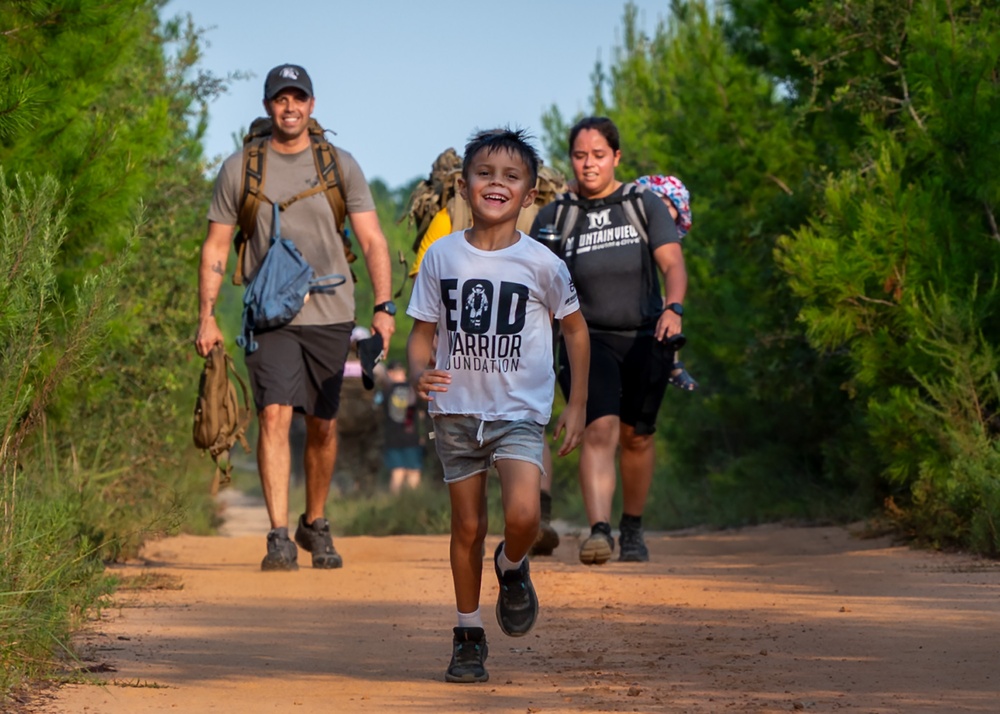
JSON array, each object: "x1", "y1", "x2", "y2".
[
  {"x1": 260, "y1": 527, "x2": 298, "y2": 571},
  {"x1": 493, "y1": 542, "x2": 538, "y2": 637},
  {"x1": 530, "y1": 520, "x2": 560, "y2": 556},
  {"x1": 618, "y1": 519, "x2": 650, "y2": 562},
  {"x1": 445, "y1": 627, "x2": 489, "y2": 683},
  {"x1": 579, "y1": 523, "x2": 614, "y2": 565},
  {"x1": 293, "y1": 514, "x2": 343, "y2": 569},
  {"x1": 530, "y1": 490, "x2": 559, "y2": 556}
]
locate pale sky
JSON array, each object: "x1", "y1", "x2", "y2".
[{"x1": 163, "y1": 0, "x2": 670, "y2": 188}]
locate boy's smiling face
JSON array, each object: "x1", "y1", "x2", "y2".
[{"x1": 459, "y1": 148, "x2": 537, "y2": 226}]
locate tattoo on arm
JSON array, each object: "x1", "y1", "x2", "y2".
[
  {"x1": 209, "y1": 298, "x2": 216, "y2": 317},
  {"x1": 211, "y1": 261, "x2": 224, "y2": 276}
]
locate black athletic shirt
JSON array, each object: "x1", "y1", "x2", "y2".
[{"x1": 531, "y1": 185, "x2": 679, "y2": 333}]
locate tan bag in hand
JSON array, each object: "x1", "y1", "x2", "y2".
[{"x1": 192, "y1": 344, "x2": 252, "y2": 494}]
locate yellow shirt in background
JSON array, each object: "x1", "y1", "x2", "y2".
[{"x1": 409, "y1": 207, "x2": 452, "y2": 277}]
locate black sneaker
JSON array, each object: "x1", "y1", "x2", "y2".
[
  {"x1": 493, "y1": 542, "x2": 538, "y2": 637},
  {"x1": 618, "y1": 520, "x2": 650, "y2": 562},
  {"x1": 445, "y1": 627, "x2": 489, "y2": 683},
  {"x1": 293, "y1": 514, "x2": 343, "y2": 569},
  {"x1": 579, "y1": 523, "x2": 614, "y2": 565},
  {"x1": 530, "y1": 520, "x2": 560, "y2": 556},
  {"x1": 261, "y1": 527, "x2": 298, "y2": 571}
]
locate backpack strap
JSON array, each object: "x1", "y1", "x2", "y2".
[
  {"x1": 233, "y1": 137, "x2": 268, "y2": 285},
  {"x1": 308, "y1": 133, "x2": 357, "y2": 272},
  {"x1": 308, "y1": 273, "x2": 348, "y2": 294},
  {"x1": 447, "y1": 193, "x2": 473, "y2": 233},
  {"x1": 552, "y1": 191, "x2": 581, "y2": 254},
  {"x1": 620, "y1": 184, "x2": 659, "y2": 319},
  {"x1": 209, "y1": 348, "x2": 252, "y2": 495},
  {"x1": 310, "y1": 136, "x2": 347, "y2": 233},
  {"x1": 620, "y1": 183, "x2": 650, "y2": 243},
  {"x1": 226, "y1": 350, "x2": 253, "y2": 454}
]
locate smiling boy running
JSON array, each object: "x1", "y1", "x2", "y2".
[{"x1": 406, "y1": 128, "x2": 589, "y2": 683}]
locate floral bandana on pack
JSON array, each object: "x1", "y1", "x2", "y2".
[{"x1": 634, "y1": 175, "x2": 692, "y2": 238}]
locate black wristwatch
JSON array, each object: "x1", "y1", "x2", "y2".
[
  {"x1": 373, "y1": 300, "x2": 397, "y2": 317},
  {"x1": 666, "y1": 302, "x2": 684, "y2": 317}
]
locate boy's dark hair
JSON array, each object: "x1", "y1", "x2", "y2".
[
  {"x1": 462, "y1": 128, "x2": 540, "y2": 187},
  {"x1": 568, "y1": 116, "x2": 620, "y2": 154}
]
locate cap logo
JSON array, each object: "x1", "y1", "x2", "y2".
[{"x1": 279, "y1": 67, "x2": 299, "y2": 80}]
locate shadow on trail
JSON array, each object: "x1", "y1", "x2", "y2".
[{"x1": 88, "y1": 526, "x2": 1000, "y2": 713}]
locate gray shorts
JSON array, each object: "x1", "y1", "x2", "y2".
[{"x1": 431, "y1": 415, "x2": 544, "y2": 484}]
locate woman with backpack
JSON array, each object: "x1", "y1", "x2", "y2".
[{"x1": 530, "y1": 116, "x2": 688, "y2": 565}]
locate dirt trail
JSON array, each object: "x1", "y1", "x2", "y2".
[{"x1": 30, "y1": 490, "x2": 1000, "y2": 713}]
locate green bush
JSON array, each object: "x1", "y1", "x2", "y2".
[
  {"x1": 0, "y1": 3, "x2": 228, "y2": 698},
  {"x1": 0, "y1": 488, "x2": 114, "y2": 695},
  {"x1": 0, "y1": 169, "x2": 128, "y2": 699}
]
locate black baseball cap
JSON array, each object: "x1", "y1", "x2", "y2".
[{"x1": 264, "y1": 64, "x2": 313, "y2": 100}]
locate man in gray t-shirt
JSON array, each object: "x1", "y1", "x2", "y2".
[{"x1": 195, "y1": 64, "x2": 396, "y2": 572}]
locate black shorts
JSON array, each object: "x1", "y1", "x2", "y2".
[
  {"x1": 558, "y1": 331, "x2": 671, "y2": 436},
  {"x1": 244, "y1": 323, "x2": 352, "y2": 419}
]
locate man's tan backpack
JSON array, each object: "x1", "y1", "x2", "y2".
[
  {"x1": 192, "y1": 344, "x2": 252, "y2": 494},
  {"x1": 401, "y1": 147, "x2": 467, "y2": 252},
  {"x1": 520, "y1": 164, "x2": 570, "y2": 232},
  {"x1": 232, "y1": 116, "x2": 357, "y2": 286}
]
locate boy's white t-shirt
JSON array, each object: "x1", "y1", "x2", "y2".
[{"x1": 407, "y1": 230, "x2": 580, "y2": 424}]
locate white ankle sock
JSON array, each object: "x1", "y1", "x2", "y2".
[
  {"x1": 457, "y1": 608, "x2": 483, "y2": 629},
  {"x1": 497, "y1": 545, "x2": 524, "y2": 574}
]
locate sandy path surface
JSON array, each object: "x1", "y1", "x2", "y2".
[{"x1": 29, "y1": 490, "x2": 1000, "y2": 713}]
